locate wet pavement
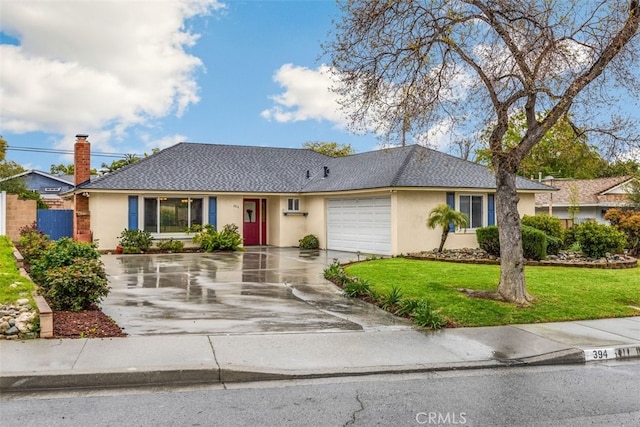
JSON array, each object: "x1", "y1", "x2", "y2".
[{"x1": 101, "y1": 247, "x2": 409, "y2": 336}]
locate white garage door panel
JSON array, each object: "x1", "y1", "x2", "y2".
[{"x1": 327, "y1": 197, "x2": 392, "y2": 255}]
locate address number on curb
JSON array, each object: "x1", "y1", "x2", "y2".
[{"x1": 584, "y1": 348, "x2": 615, "y2": 361}]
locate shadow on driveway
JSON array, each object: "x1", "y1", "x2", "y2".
[{"x1": 101, "y1": 247, "x2": 410, "y2": 336}]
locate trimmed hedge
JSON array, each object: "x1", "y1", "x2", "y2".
[
  {"x1": 521, "y1": 225, "x2": 547, "y2": 261},
  {"x1": 521, "y1": 214, "x2": 563, "y2": 239},
  {"x1": 476, "y1": 226, "x2": 500, "y2": 257},
  {"x1": 476, "y1": 225, "x2": 548, "y2": 260}
]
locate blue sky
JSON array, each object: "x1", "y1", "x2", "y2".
[
  {"x1": 1, "y1": 1, "x2": 638, "y2": 171},
  {"x1": 1, "y1": 0, "x2": 390, "y2": 170}
]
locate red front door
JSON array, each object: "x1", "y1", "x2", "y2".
[{"x1": 243, "y1": 199, "x2": 264, "y2": 245}]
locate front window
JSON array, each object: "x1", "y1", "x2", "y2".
[
  {"x1": 144, "y1": 197, "x2": 203, "y2": 233},
  {"x1": 459, "y1": 195, "x2": 483, "y2": 228},
  {"x1": 287, "y1": 198, "x2": 300, "y2": 212}
]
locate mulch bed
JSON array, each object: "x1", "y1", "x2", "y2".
[{"x1": 52, "y1": 308, "x2": 127, "y2": 338}]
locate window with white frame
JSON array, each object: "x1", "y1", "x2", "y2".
[
  {"x1": 143, "y1": 197, "x2": 203, "y2": 233},
  {"x1": 459, "y1": 195, "x2": 483, "y2": 228},
  {"x1": 287, "y1": 198, "x2": 300, "y2": 212}
]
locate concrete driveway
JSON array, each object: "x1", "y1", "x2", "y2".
[{"x1": 100, "y1": 247, "x2": 409, "y2": 336}]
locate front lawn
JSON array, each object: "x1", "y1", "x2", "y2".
[
  {"x1": 345, "y1": 258, "x2": 640, "y2": 327},
  {"x1": 0, "y1": 236, "x2": 35, "y2": 305}
]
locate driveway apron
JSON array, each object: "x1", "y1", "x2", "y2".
[{"x1": 100, "y1": 247, "x2": 409, "y2": 335}]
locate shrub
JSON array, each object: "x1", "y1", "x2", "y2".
[
  {"x1": 299, "y1": 234, "x2": 320, "y2": 250},
  {"x1": 342, "y1": 277, "x2": 372, "y2": 298},
  {"x1": 395, "y1": 298, "x2": 420, "y2": 317},
  {"x1": 323, "y1": 261, "x2": 347, "y2": 285},
  {"x1": 379, "y1": 285, "x2": 403, "y2": 311},
  {"x1": 521, "y1": 225, "x2": 548, "y2": 261},
  {"x1": 521, "y1": 214, "x2": 563, "y2": 239},
  {"x1": 218, "y1": 224, "x2": 243, "y2": 250},
  {"x1": 562, "y1": 225, "x2": 579, "y2": 250},
  {"x1": 412, "y1": 300, "x2": 446, "y2": 329},
  {"x1": 118, "y1": 229, "x2": 152, "y2": 252},
  {"x1": 546, "y1": 235, "x2": 563, "y2": 256},
  {"x1": 18, "y1": 222, "x2": 52, "y2": 262},
  {"x1": 156, "y1": 238, "x2": 185, "y2": 253},
  {"x1": 605, "y1": 208, "x2": 640, "y2": 256},
  {"x1": 44, "y1": 258, "x2": 109, "y2": 311},
  {"x1": 477, "y1": 225, "x2": 549, "y2": 260},
  {"x1": 476, "y1": 226, "x2": 500, "y2": 257},
  {"x1": 190, "y1": 223, "x2": 242, "y2": 251},
  {"x1": 30, "y1": 238, "x2": 101, "y2": 286},
  {"x1": 576, "y1": 221, "x2": 627, "y2": 258}
]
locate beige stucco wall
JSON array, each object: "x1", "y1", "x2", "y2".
[
  {"x1": 216, "y1": 194, "x2": 243, "y2": 231},
  {"x1": 394, "y1": 190, "x2": 538, "y2": 254},
  {"x1": 89, "y1": 193, "x2": 129, "y2": 250},
  {"x1": 87, "y1": 189, "x2": 539, "y2": 253},
  {"x1": 304, "y1": 196, "x2": 326, "y2": 248},
  {"x1": 264, "y1": 195, "x2": 326, "y2": 248}
]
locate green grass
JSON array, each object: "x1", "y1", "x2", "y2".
[
  {"x1": 0, "y1": 236, "x2": 35, "y2": 305},
  {"x1": 345, "y1": 258, "x2": 640, "y2": 327}
]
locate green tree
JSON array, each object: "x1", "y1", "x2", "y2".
[
  {"x1": 595, "y1": 159, "x2": 640, "y2": 178},
  {"x1": 50, "y1": 163, "x2": 74, "y2": 175},
  {"x1": 0, "y1": 160, "x2": 25, "y2": 179},
  {"x1": 0, "y1": 161, "x2": 47, "y2": 208},
  {"x1": 0, "y1": 136, "x2": 7, "y2": 161},
  {"x1": 100, "y1": 153, "x2": 141, "y2": 173},
  {"x1": 302, "y1": 142, "x2": 355, "y2": 157},
  {"x1": 325, "y1": 1, "x2": 640, "y2": 304},
  {"x1": 427, "y1": 204, "x2": 469, "y2": 252},
  {"x1": 476, "y1": 113, "x2": 608, "y2": 179}
]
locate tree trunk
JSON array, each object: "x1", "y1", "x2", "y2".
[
  {"x1": 438, "y1": 228, "x2": 449, "y2": 252},
  {"x1": 494, "y1": 166, "x2": 533, "y2": 305}
]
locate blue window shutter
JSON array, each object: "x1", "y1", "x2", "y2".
[
  {"x1": 208, "y1": 197, "x2": 217, "y2": 229},
  {"x1": 128, "y1": 196, "x2": 138, "y2": 230},
  {"x1": 488, "y1": 194, "x2": 495, "y2": 226},
  {"x1": 446, "y1": 192, "x2": 455, "y2": 232}
]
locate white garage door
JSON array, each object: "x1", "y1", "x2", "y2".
[{"x1": 327, "y1": 197, "x2": 392, "y2": 255}]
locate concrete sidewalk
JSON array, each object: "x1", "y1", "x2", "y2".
[{"x1": 1, "y1": 317, "x2": 639, "y2": 392}]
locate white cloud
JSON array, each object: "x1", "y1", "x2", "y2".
[
  {"x1": 0, "y1": 0, "x2": 224, "y2": 144},
  {"x1": 261, "y1": 63, "x2": 348, "y2": 127},
  {"x1": 414, "y1": 119, "x2": 453, "y2": 151}
]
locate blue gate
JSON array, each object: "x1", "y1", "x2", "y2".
[{"x1": 37, "y1": 209, "x2": 73, "y2": 241}]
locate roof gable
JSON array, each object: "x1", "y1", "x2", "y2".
[
  {"x1": 0, "y1": 170, "x2": 74, "y2": 186},
  {"x1": 535, "y1": 176, "x2": 634, "y2": 206}
]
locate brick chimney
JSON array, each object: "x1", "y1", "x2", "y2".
[
  {"x1": 74, "y1": 134, "x2": 91, "y2": 185},
  {"x1": 74, "y1": 134, "x2": 92, "y2": 242}
]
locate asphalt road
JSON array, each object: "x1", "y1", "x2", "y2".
[{"x1": 3, "y1": 361, "x2": 639, "y2": 426}]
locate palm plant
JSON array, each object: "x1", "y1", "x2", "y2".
[{"x1": 427, "y1": 204, "x2": 469, "y2": 252}]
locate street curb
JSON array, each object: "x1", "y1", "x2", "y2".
[
  {"x1": 2, "y1": 345, "x2": 638, "y2": 393},
  {"x1": 508, "y1": 348, "x2": 586, "y2": 366},
  {"x1": 583, "y1": 344, "x2": 640, "y2": 362},
  {"x1": 0, "y1": 368, "x2": 220, "y2": 392},
  {"x1": 1, "y1": 348, "x2": 612, "y2": 393}
]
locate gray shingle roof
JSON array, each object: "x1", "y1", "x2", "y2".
[{"x1": 79, "y1": 142, "x2": 552, "y2": 193}]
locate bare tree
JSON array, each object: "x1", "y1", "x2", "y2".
[{"x1": 326, "y1": 0, "x2": 640, "y2": 304}]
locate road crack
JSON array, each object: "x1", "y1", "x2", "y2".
[{"x1": 344, "y1": 390, "x2": 365, "y2": 426}]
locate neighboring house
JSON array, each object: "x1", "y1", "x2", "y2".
[
  {"x1": 69, "y1": 135, "x2": 553, "y2": 255},
  {"x1": 0, "y1": 170, "x2": 74, "y2": 209},
  {"x1": 535, "y1": 176, "x2": 635, "y2": 226}
]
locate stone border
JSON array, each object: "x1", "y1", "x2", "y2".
[
  {"x1": 33, "y1": 295, "x2": 53, "y2": 338},
  {"x1": 12, "y1": 247, "x2": 53, "y2": 338},
  {"x1": 406, "y1": 254, "x2": 638, "y2": 269}
]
